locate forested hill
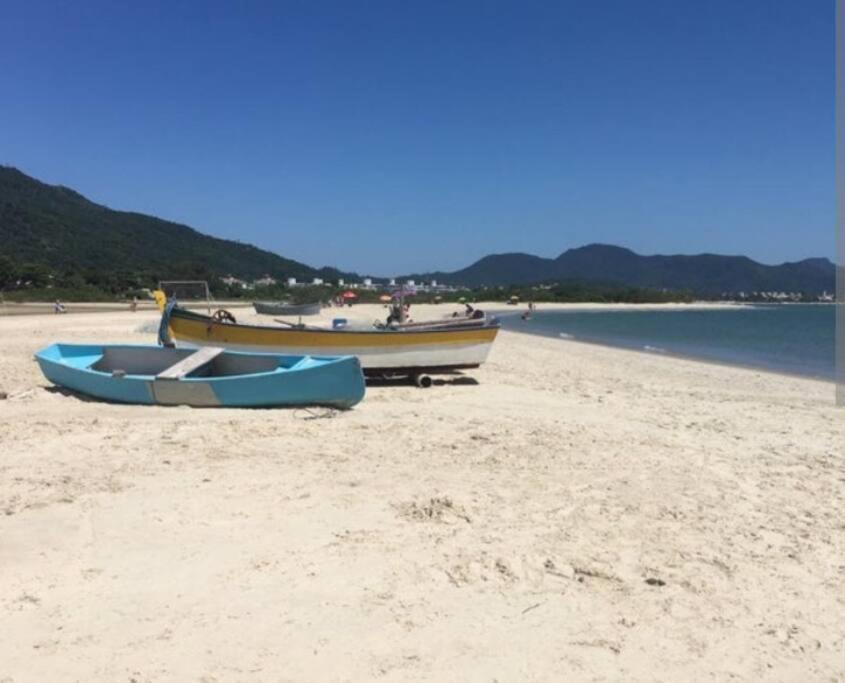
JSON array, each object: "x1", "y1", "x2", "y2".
[{"x1": 0, "y1": 166, "x2": 351, "y2": 284}]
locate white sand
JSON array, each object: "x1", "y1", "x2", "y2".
[{"x1": 0, "y1": 305, "x2": 843, "y2": 681}]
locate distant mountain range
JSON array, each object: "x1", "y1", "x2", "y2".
[
  {"x1": 0, "y1": 166, "x2": 834, "y2": 295},
  {"x1": 0, "y1": 166, "x2": 356, "y2": 283},
  {"x1": 403, "y1": 244, "x2": 835, "y2": 295}
]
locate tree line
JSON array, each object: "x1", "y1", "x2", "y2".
[{"x1": 0, "y1": 257, "x2": 697, "y2": 304}]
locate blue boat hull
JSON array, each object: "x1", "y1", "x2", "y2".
[{"x1": 34, "y1": 344, "x2": 366, "y2": 408}]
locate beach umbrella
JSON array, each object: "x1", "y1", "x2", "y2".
[
  {"x1": 379, "y1": 294, "x2": 391, "y2": 302},
  {"x1": 458, "y1": 296, "x2": 466, "y2": 303},
  {"x1": 392, "y1": 290, "x2": 416, "y2": 299},
  {"x1": 341, "y1": 291, "x2": 357, "y2": 299}
]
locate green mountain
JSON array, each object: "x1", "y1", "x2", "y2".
[
  {"x1": 0, "y1": 165, "x2": 352, "y2": 285},
  {"x1": 406, "y1": 244, "x2": 835, "y2": 295}
]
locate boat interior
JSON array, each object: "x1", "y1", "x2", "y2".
[{"x1": 90, "y1": 346, "x2": 294, "y2": 378}]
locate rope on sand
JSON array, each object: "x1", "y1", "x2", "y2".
[
  {"x1": 293, "y1": 407, "x2": 341, "y2": 420},
  {"x1": 2, "y1": 388, "x2": 35, "y2": 400}
]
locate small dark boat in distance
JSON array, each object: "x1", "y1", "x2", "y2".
[{"x1": 254, "y1": 301, "x2": 322, "y2": 316}]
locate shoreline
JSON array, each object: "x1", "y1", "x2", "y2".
[
  {"x1": 499, "y1": 321, "x2": 835, "y2": 385},
  {"x1": 0, "y1": 300, "x2": 255, "y2": 316},
  {"x1": 3, "y1": 298, "x2": 823, "y2": 319},
  {"x1": 479, "y1": 300, "x2": 755, "y2": 314}
]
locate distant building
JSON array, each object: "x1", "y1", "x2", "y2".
[
  {"x1": 221, "y1": 275, "x2": 247, "y2": 288},
  {"x1": 406, "y1": 280, "x2": 416, "y2": 287},
  {"x1": 430, "y1": 280, "x2": 438, "y2": 288},
  {"x1": 363, "y1": 278, "x2": 373, "y2": 287},
  {"x1": 388, "y1": 278, "x2": 396, "y2": 286},
  {"x1": 287, "y1": 277, "x2": 297, "y2": 286},
  {"x1": 337, "y1": 278, "x2": 344, "y2": 286},
  {"x1": 254, "y1": 275, "x2": 277, "y2": 287},
  {"x1": 312, "y1": 277, "x2": 324, "y2": 285}
]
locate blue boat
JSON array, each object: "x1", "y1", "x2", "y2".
[{"x1": 34, "y1": 343, "x2": 366, "y2": 408}]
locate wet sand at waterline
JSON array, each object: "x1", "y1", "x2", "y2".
[{"x1": 0, "y1": 304, "x2": 842, "y2": 680}]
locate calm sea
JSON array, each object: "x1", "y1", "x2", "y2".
[{"x1": 498, "y1": 305, "x2": 835, "y2": 379}]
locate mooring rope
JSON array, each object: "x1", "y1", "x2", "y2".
[{"x1": 293, "y1": 407, "x2": 341, "y2": 420}]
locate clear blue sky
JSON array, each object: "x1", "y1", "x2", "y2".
[{"x1": 0, "y1": 1, "x2": 832, "y2": 276}]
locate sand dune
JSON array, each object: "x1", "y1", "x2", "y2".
[{"x1": 0, "y1": 305, "x2": 842, "y2": 680}]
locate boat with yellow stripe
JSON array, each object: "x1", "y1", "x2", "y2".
[{"x1": 158, "y1": 303, "x2": 500, "y2": 377}]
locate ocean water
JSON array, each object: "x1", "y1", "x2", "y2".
[{"x1": 498, "y1": 305, "x2": 836, "y2": 379}]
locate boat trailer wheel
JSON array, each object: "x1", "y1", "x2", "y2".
[
  {"x1": 412, "y1": 373, "x2": 433, "y2": 389},
  {"x1": 212, "y1": 309, "x2": 237, "y2": 324},
  {"x1": 367, "y1": 372, "x2": 433, "y2": 388}
]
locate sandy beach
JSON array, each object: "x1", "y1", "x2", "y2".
[{"x1": 1, "y1": 304, "x2": 843, "y2": 681}]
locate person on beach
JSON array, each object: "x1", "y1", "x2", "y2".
[
  {"x1": 130, "y1": 296, "x2": 138, "y2": 312},
  {"x1": 385, "y1": 301, "x2": 412, "y2": 325},
  {"x1": 53, "y1": 299, "x2": 66, "y2": 314}
]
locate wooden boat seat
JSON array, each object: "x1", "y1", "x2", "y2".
[{"x1": 156, "y1": 346, "x2": 224, "y2": 380}]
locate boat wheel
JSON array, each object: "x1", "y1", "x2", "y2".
[
  {"x1": 212, "y1": 309, "x2": 237, "y2": 324},
  {"x1": 412, "y1": 373, "x2": 433, "y2": 388}
]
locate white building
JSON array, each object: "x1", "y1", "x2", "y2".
[
  {"x1": 406, "y1": 280, "x2": 416, "y2": 287},
  {"x1": 337, "y1": 278, "x2": 344, "y2": 286},
  {"x1": 430, "y1": 280, "x2": 438, "y2": 288},
  {"x1": 363, "y1": 278, "x2": 372, "y2": 287},
  {"x1": 312, "y1": 277, "x2": 324, "y2": 285},
  {"x1": 254, "y1": 275, "x2": 277, "y2": 287},
  {"x1": 388, "y1": 278, "x2": 396, "y2": 286},
  {"x1": 287, "y1": 277, "x2": 297, "y2": 286}
]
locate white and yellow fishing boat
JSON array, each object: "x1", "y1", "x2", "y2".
[{"x1": 157, "y1": 303, "x2": 500, "y2": 377}]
